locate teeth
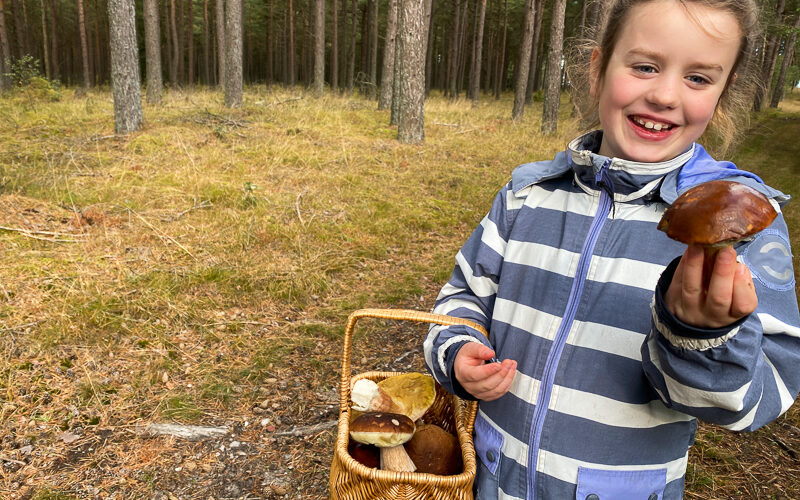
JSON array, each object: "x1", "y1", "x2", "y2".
[{"x1": 633, "y1": 117, "x2": 671, "y2": 131}]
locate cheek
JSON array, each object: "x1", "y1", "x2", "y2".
[{"x1": 684, "y1": 95, "x2": 720, "y2": 128}]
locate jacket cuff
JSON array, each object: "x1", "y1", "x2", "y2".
[{"x1": 653, "y1": 256, "x2": 747, "y2": 350}]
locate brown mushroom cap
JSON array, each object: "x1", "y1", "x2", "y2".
[
  {"x1": 404, "y1": 424, "x2": 463, "y2": 476},
  {"x1": 658, "y1": 180, "x2": 777, "y2": 246},
  {"x1": 349, "y1": 412, "x2": 416, "y2": 448}
]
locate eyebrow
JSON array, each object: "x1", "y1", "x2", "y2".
[{"x1": 626, "y1": 48, "x2": 724, "y2": 73}]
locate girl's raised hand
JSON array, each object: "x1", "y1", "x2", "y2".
[
  {"x1": 453, "y1": 343, "x2": 517, "y2": 401},
  {"x1": 665, "y1": 245, "x2": 758, "y2": 329}
]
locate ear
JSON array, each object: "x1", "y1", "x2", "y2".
[{"x1": 589, "y1": 47, "x2": 602, "y2": 98}]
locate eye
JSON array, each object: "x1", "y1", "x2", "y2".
[
  {"x1": 633, "y1": 64, "x2": 657, "y2": 74},
  {"x1": 687, "y1": 74, "x2": 711, "y2": 85}
]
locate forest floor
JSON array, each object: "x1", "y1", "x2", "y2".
[{"x1": 0, "y1": 86, "x2": 799, "y2": 499}]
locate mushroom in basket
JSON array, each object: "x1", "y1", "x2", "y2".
[
  {"x1": 657, "y1": 180, "x2": 777, "y2": 287},
  {"x1": 349, "y1": 412, "x2": 417, "y2": 472}
]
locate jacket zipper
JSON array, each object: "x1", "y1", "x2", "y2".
[{"x1": 526, "y1": 159, "x2": 614, "y2": 500}]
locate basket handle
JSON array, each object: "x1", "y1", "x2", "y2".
[{"x1": 338, "y1": 308, "x2": 488, "y2": 413}]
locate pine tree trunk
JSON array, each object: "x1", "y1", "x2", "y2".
[
  {"x1": 347, "y1": 0, "x2": 355, "y2": 92},
  {"x1": 456, "y1": 0, "x2": 468, "y2": 96},
  {"x1": 204, "y1": 0, "x2": 211, "y2": 84},
  {"x1": 424, "y1": 0, "x2": 434, "y2": 95},
  {"x1": 224, "y1": 0, "x2": 242, "y2": 105},
  {"x1": 529, "y1": 0, "x2": 544, "y2": 91},
  {"x1": 470, "y1": 0, "x2": 486, "y2": 105},
  {"x1": 313, "y1": 0, "x2": 325, "y2": 95},
  {"x1": 144, "y1": 0, "x2": 163, "y2": 102},
  {"x1": 378, "y1": 0, "x2": 398, "y2": 109},
  {"x1": 769, "y1": 14, "x2": 800, "y2": 108},
  {"x1": 171, "y1": 0, "x2": 181, "y2": 86},
  {"x1": 40, "y1": 0, "x2": 51, "y2": 78},
  {"x1": 216, "y1": 0, "x2": 225, "y2": 87},
  {"x1": 11, "y1": 0, "x2": 23, "y2": 58},
  {"x1": 21, "y1": 0, "x2": 32, "y2": 61},
  {"x1": 48, "y1": 0, "x2": 59, "y2": 80},
  {"x1": 511, "y1": 0, "x2": 535, "y2": 120},
  {"x1": 541, "y1": 0, "x2": 567, "y2": 133},
  {"x1": 341, "y1": 0, "x2": 347, "y2": 88},
  {"x1": 78, "y1": 0, "x2": 91, "y2": 88},
  {"x1": 493, "y1": 0, "x2": 507, "y2": 98},
  {"x1": 288, "y1": 0, "x2": 296, "y2": 84},
  {"x1": 754, "y1": 0, "x2": 785, "y2": 111},
  {"x1": 188, "y1": 0, "x2": 195, "y2": 85},
  {"x1": 368, "y1": 0, "x2": 378, "y2": 98},
  {"x1": 447, "y1": 0, "x2": 460, "y2": 98},
  {"x1": 93, "y1": 0, "x2": 103, "y2": 84},
  {"x1": 0, "y1": 0, "x2": 10, "y2": 90},
  {"x1": 331, "y1": 0, "x2": 338, "y2": 91},
  {"x1": 108, "y1": 0, "x2": 143, "y2": 133},
  {"x1": 397, "y1": 0, "x2": 426, "y2": 143}
]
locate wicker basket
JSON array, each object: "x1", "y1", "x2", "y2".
[{"x1": 329, "y1": 308, "x2": 488, "y2": 500}]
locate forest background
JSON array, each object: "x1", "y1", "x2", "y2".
[{"x1": 1, "y1": 0, "x2": 800, "y2": 497}]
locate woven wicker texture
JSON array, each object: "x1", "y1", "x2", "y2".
[{"x1": 329, "y1": 309, "x2": 488, "y2": 500}]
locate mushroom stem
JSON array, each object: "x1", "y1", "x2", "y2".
[{"x1": 380, "y1": 445, "x2": 417, "y2": 472}]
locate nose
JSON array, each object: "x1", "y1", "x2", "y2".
[{"x1": 646, "y1": 76, "x2": 679, "y2": 109}]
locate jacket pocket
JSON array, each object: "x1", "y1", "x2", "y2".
[
  {"x1": 575, "y1": 467, "x2": 667, "y2": 500},
  {"x1": 473, "y1": 414, "x2": 504, "y2": 500}
]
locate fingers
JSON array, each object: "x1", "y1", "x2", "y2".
[
  {"x1": 730, "y1": 263, "x2": 758, "y2": 318},
  {"x1": 454, "y1": 344, "x2": 517, "y2": 401},
  {"x1": 705, "y1": 246, "x2": 736, "y2": 317}
]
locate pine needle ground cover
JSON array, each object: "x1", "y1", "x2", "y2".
[{"x1": 0, "y1": 87, "x2": 798, "y2": 498}]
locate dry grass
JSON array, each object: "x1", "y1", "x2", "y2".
[{"x1": 0, "y1": 86, "x2": 798, "y2": 499}]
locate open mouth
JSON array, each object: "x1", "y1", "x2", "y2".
[{"x1": 630, "y1": 116, "x2": 675, "y2": 132}]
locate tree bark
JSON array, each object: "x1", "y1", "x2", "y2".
[
  {"x1": 529, "y1": 0, "x2": 544, "y2": 92},
  {"x1": 447, "y1": 0, "x2": 461, "y2": 98},
  {"x1": 108, "y1": 0, "x2": 143, "y2": 133},
  {"x1": 171, "y1": 0, "x2": 181, "y2": 86},
  {"x1": 0, "y1": 0, "x2": 10, "y2": 89},
  {"x1": 288, "y1": 0, "x2": 296, "y2": 84},
  {"x1": 144, "y1": 0, "x2": 163, "y2": 102},
  {"x1": 216, "y1": 0, "x2": 225, "y2": 88},
  {"x1": 93, "y1": 0, "x2": 103, "y2": 84},
  {"x1": 188, "y1": 0, "x2": 195, "y2": 85},
  {"x1": 368, "y1": 0, "x2": 378, "y2": 98},
  {"x1": 511, "y1": 0, "x2": 535, "y2": 120},
  {"x1": 470, "y1": 0, "x2": 486, "y2": 106},
  {"x1": 493, "y1": 0, "x2": 507, "y2": 98},
  {"x1": 48, "y1": 0, "x2": 59, "y2": 80},
  {"x1": 313, "y1": 0, "x2": 325, "y2": 96},
  {"x1": 424, "y1": 0, "x2": 434, "y2": 95},
  {"x1": 224, "y1": 0, "x2": 242, "y2": 106},
  {"x1": 541, "y1": 0, "x2": 567, "y2": 133},
  {"x1": 204, "y1": 0, "x2": 211, "y2": 83},
  {"x1": 331, "y1": 0, "x2": 338, "y2": 91},
  {"x1": 11, "y1": 0, "x2": 23, "y2": 58},
  {"x1": 267, "y1": 0, "x2": 274, "y2": 82},
  {"x1": 347, "y1": 0, "x2": 355, "y2": 92},
  {"x1": 378, "y1": 0, "x2": 398, "y2": 109},
  {"x1": 397, "y1": 0, "x2": 426, "y2": 143},
  {"x1": 769, "y1": 14, "x2": 800, "y2": 108},
  {"x1": 78, "y1": 0, "x2": 92, "y2": 88},
  {"x1": 40, "y1": 0, "x2": 51, "y2": 79}
]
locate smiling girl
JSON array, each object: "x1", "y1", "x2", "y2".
[{"x1": 423, "y1": 0, "x2": 800, "y2": 498}]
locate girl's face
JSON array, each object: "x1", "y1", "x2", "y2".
[{"x1": 591, "y1": 0, "x2": 741, "y2": 163}]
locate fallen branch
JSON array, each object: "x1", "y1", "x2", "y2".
[
  {"x1": 0, "y1": 455, "x2": 26, "y2": 466},
  {"x1": 142, "y1": 423, "x2": 229, "y2": 441},
  {"x1": 0, "y1": 225, "x2": 85, "y2": 242},
  {"x1": 274, "y1": 420, "x2": 337, "y2": 437},
  {"x1": 295, "y1": 191, "x2": 306, "y2": 226},
  {"x1": 129, "y1": 210, "x2": 197, "y2": 260},
  {"x1": 271, "y1": 97, "x2": 304, "y2": 106}
]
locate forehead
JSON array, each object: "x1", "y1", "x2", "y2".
[{"x1": 615, "y1": 0, "x2": 742, "y2": 62}]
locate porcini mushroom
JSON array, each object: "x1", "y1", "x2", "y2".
[
  {"x1": 349, "y1": 412, "x2": 417, "y2": 472},
  {"x1": 350, "y1": 373, "x2": 436, "y2": 422},
  {"x1": 404, "y1": 424, "x2": 463, "y2": 476},
  {"x1": 657, "y1": 180, "x2": 777, "y2": 286}
]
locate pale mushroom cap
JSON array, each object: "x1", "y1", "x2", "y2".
[
  {"x1": 349, "y1": 412, "x2": 415, "y2": 448},
  {"x1": 658, "y1": 180, "x2": 777, "y2": 246},
  {"x1": 377, "y1": 373, "x2": 436, "y2": 421}
]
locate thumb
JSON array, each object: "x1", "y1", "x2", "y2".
[{"x1": 460, "y1": 342, "x2": 495, "y2": 363}]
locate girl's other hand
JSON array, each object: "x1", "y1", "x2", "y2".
[
  {"x1": 665, "y1": 245, "x2": 758, "y2": 329},
  {"x1": 453, "y1": 343, "x2": 517, "y2": 401}
]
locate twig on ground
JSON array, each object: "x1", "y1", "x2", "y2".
[
  {"x1": 90, "y1": 134, "x2": 122, "y2": 141},
  {"x1": 769, "y1": 431, "x2": 799, "y2": 460},
  {"x1": 129, "y1": 210, "x2": 197, "y2": 260},
  {"x1": 142, "y1": 423, "x2": 230, "y2": 441},
  {"x1": 274, "y1": 420, "x2": 337, "y2": 437},
  {"x1": 433, "y1": 121, "x2": 460, "y2": 127},
  {"x1": 0, "y1": 455, "x2": 26, "y2": 466},
  {"x1": 202, "y1": 109, "x2": 249, "y2": 128},
  {"x1": 160, "y1": 200, "x2": 213, "y2": 222},
  {"x1": 271, "y1": 97, "x2": 304, "y2": 106},
  {"x1": 295, "y1": 191, "x2": 306, "y2": 226},
  {"x1": 0, "y1": 225, "x2": 85, "y2": 242},
  {"x1": 0, "y1": 322, "x2": 38, "y2": 334}
]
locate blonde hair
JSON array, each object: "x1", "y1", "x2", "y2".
[{"x1": 567, "y1": 0, "x2": 764, "y2": 156}]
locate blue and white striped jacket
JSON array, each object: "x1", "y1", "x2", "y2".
[{"x1": 423, "y1": 132, "x2": 800, "y2": 500}]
